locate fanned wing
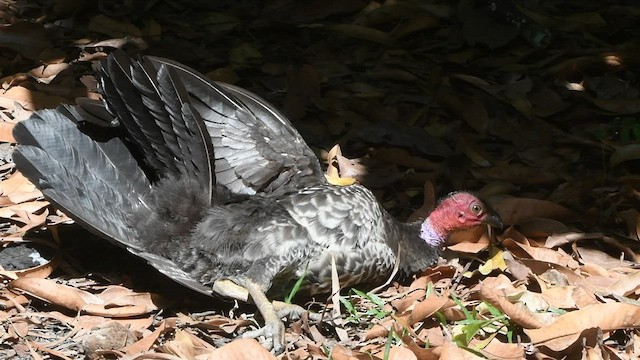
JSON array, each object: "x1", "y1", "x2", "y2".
[
  {"x1": 146, "y1": 56, "x2": 326, "y2": 196},
  {"x1": 13, "y1": 51, "x2": 217, "y2": 295},
  {"x1": 98, "y1": 52, "x2": 214, "y2": 200}
]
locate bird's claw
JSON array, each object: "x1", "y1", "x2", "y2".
[
  {"x1": 242, "y1": 318, "x2": 285, "y2": 353},
  {"x1": 276, "y1": 306, "x2": 324, "y2": 322},
  {"x1": 241, "y1": 302, "x2": 322, "y2": 353},
  {"x1": 273, "y1": 301, "x2": 312, "y2": 320}
]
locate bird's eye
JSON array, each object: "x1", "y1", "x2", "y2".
[{"x1": 470, "y1": 203, "x2": 483, "y2": 214}]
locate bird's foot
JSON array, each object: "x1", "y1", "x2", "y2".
[
  {"x1": 241, "y1": 280, "x2": 287, "y2": 353},
  {"x1": 241, "y1": 316, "x2": 285, "y2": 353},
  {"x1": 242, "y1": 301, "x2": 324, "y2": 352},
  {"x1": 273, "y1": 300, "x2": 323, "y2": 321}
]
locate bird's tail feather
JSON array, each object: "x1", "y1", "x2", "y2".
[
  {"x1": 13, "y1": 106, "x2": 214, "y2": 295},
  {"x1": 13, "y1": 106, "x2": 150, "y2": 249},
  {"x1": 13, "y1": 51, "x2": 215, "y2": 254}
]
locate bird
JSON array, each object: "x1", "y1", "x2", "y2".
[{"x1": 12, "y1": 50, "x2": 502, "y2": 352}]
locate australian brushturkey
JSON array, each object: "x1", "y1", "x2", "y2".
[{"x1": 12, "y1": 51, "x2": 502, "y2": 351}]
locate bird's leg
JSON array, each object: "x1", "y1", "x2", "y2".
[
  {"x1": 211, "y1": 279, "x2": 249, "y2": 302},
  {"x1": 241, "y1": 279, "x2": 285, "y2": 353},
  {"x1": 211, "y1": 279, "x2": 321, "y2": 350}
]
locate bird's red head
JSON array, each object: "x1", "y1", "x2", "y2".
[
  {"x1": 439, "y1": 192, "x2": 501, "y2": 229},
  {"x1": 421, "y1": 192, "x2": 502, "y2": 245}
]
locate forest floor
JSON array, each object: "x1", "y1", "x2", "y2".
[{"x1": 1, "y1": 0, "x2": 640, "y2": 359}]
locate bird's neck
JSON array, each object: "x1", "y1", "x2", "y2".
[
  {"x1": 389, "y1": 220, "x2": 442, "y2": 276},
  {"x1": 419, "y1": 218, "x2": 447, "y2": 246}
]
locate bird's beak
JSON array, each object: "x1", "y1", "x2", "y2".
[{"x1": 481, "y1": 212, "x2": 503, "y2": 229}]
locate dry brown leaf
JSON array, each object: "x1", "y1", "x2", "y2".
[
  {"x1": 447, "y1": 226, "x2": 491, "y2": 253},
  {"x1": 0, "y1": 200, "x2": 48, "y2": 219},
  {"x1": 0, "y1": 101, "x2": 34, "y2": 124},
  {"x1": 325, "y1": 144, "x2": 357, "y2": 186},
  {"x1": 390, "y1": 275, "x2": 430, "y2": 313},
  {"x1": 403, "y1": 335, "x2": 440, "y2": 359},
  {"x1": 478, "y1": 275, "x2": 545, "y2": 329},
  {"x1": 8, "y1": 318, "x2": 29, "y2": 337},
  {"x1": 229, "y1": 42, "x2": 262, "y2": 68},
  {"x1": 0, "y1": 122, "x2": 15, "y2": 142},
  {"x1": 391, "y1": 13, "x2": 440, "y2": 38},
  {"x1": 524, "y1": 303, "x2": 640, "y2": 351},
  {"x1": 544, "y1": 232, "x2": 602, "y2": 249},
  {"x1": 462, "y1": 139, "x2": 494, "y2": 167},
  {"x1": 159, "y1": 329, "x2": 199, "y2": 359},
  {"x1": 460, "y1": 98, "x2": 490, "y2": 134},
  {"x1": 178, "y1": 313, "x2": 251, "y2": 334},
  {"x1": 617, "y1": 208, "x2": 640, "y2": 240},
  {"x1": 0, "y1": 290, "x2": 29, "y2": 310},
  {"x1": 88, "y1": 14, "x2": 142, "y2": 37},
  {"x1": 503, "y1": 238, "x2": 579, "y2": 268},
  {"x1": 414, "y1": 327, "x2": 446, "y2": 348},
  {"x1": 10, "y1": 279, "x2": 160, "y2": 317},
  {"x1": 0, "y1": 86, "x2": 71, "y2": 111},
  {"x1": 364, "y1": 317, "x2": 395, "y2": 340},
  {"x1": 376, "y1": 346, "x2": 417, "y2": 360},
  {"x1": 326, "y1": 145, "x2": 346, "y2": 176},
  {"x1": 610, "y1": 144, "x2": 640, "y2": 167},
  {"x1": 404, "y1": 291, "x2": 452, "y2": 326},
  {"x1": 539, "y1": 286, "x2": 579, "y2": 309},
  {"x1": 591, "y1": 97, "x2": 640, "y2": 115},
  {"x1": 492, "y1": 197, "x2": 574, "y2": 225},
  {"x1": 373, "y1": 148, "x2": 439, "y2": 172},
  {"x1": 98, "y1": 285, "x2": 164, "y2": 309},
  {"x1": 440, "y1": 340, "x2": 484, "y2": 360},
  {"x1": 326, "y1": 23, "x2": 394, "y2": 46},
  {"x1": 209, "y1": 338, "x2": 276, "y2": 360},
  {"x1": 606, "y1": 270, "x2": 640, "y2": 297},
  {"x1": 159, "y1": 329, "x2": 217, "y2": 358},
  {"x1": 28, "y1": 63, "x2": 71, "y2": 84},
  {"x1": 27, "y1": 340, "x2": 73, "y2": 360},
  {"x1": 497, "y1": 226, "x2": 532, "y2": 247},
  {"x1": 47, "y1": 311, "x2": 154, "y2": 333},
  {"x1": 10, "y1": 277, "x2": 101, "y2": 311},
  {"x1": 407, "y1": 181, "x2": 436, "y2": 222},
  {"x1": 577, "y1": 247, "x2": 631, "y2": 270},
  {"x1": 81, "y1": 321, "x2": 136, "y2": 356},
  {"x1": 122, "y1": 318, "x2": 175, "y2": 355},
  {"x1": 504, "y1": 254, "x2": 532, "y2": 281},
  {"x1": 471, "y1": 164, "x2": 560, "y2": 186},
  {"x1": 517, "y1": 218, "x2": 569, "y2": 239},
  {"x1": 529, "y1": 85, "x2": 571, "y2": 117},
  {"x1": 524, "y1": 260, "x2": 603, "y2": 295},
  {"x1": 16, "y1": 208, "x2": 49, "y2": 234},
  {"x1": 470, "y1": 337, "x2": 524, "y2": 360},
  {"x1": 83, "y1": 302, "x2": 158, "y2": 318},
  {"x1": 0, "y1": 172, "x2": 42, "y2": 204}
]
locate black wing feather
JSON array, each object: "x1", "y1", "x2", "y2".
[{"x1": 146, "y1": 56, "x2": 326, "y2": 196}]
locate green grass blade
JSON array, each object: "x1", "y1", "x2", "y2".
[{"x1": 284, "y1": 267, "x2": 308, "y2": 304}]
